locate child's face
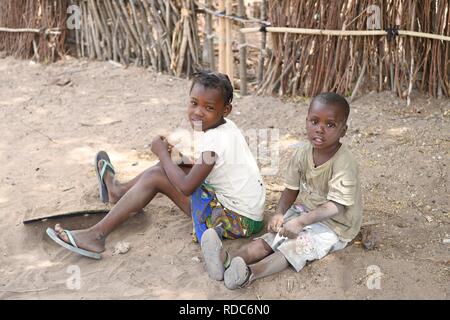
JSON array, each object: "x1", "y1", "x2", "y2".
[
  {"x1": 306, "y1": 101, "x2": 347, "y2": 150},
  {"x1": 187, "y1": 84, "x2": 231, "y2": 131}
]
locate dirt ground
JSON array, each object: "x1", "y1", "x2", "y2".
[{"x1": 0, "y1": 55, "x2": 448, "y2": 299}]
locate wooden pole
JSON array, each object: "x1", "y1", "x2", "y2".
[
  {"x1": 69, "y1": 0, "x2": 81, "y2": 58},
  {"x1": 82, "y1": 1, "x2": 94, "y2": 59},
  {"x1": 350, "y1": 61, "x2": 367, "y2": 102},
  {"x1": 390, "y1": 60, "x2": 395, "y2": 93},
  {"x1": 218, "y1": 0, "x2": 226, "y2": 73},
  {"x1": 225, "y1": 0, "x2": 233, "y2": 83},
  {"x1": 87, "y1": 3, "x2": 102, "y2": 59},
  {"x1": 238, "y1": 0, "x2": 247, "y2": 95},
  {"x1": 240, "y1": 27, "x2": 450, "y2": 42},
  {"x1": 0, "y1": 27, "x2": 61, "y2": 35},
  {"x1": 257, "y1": 0, "x2": 267, "y2": 85},
  {"x1": 89, "y1": 0, "x2": 111, "y2": 60},
  {"x1": 166, "y1": 0, "x2": 171, "y2": 35},
  {"x1": 406, "y1": 2, "x2": 416, "y2": 107},
  {"x1": 205, "y1": 0, "x2": 215, "y2": 70},
  {"x1": 80, "y1": 0, "x2": 86, "y2": 58},
  {"x1": 176, "y1": 6, "x2": 190, "y2": 76},
  {"x1": 130, "y1": 0, "x2": 147, "y2": 66}
]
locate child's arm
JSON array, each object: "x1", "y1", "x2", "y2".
[
  {"x1": 165, "y1": 140, "x2": 194, "y2": 167},
  {"x1": 279, "y1": 201, "x2": 344, "y2": 238},
  {"x1": 299, "y1": 201, "x2": 344, "y2": 226},
  {"x1": 169, "y1": 147, "x2": 195, "y2": 167},
  {"x1": 152, "y1": 136, "x2": 215, "y2": 195},
  {"x1": 268, "y1": 188, "x2": 299, "y2": 233}
]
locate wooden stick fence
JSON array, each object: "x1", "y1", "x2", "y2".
[
  {"x1": 0, "y1": 0, "x2": 69, "y2": 62},
  {"x1": 70, "y1": 0, "x2": 201, "y2": 76},
  {"x1": 1, "y1": 0, "x2": 449, "y2": 99},
  {"x1": 196, "y1": 0, "x2": 449, "y2": 99},
  {"x1": 254, "y1": 0, "x2": 450, "y2": 99}
]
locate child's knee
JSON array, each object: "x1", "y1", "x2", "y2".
[
  {"x1": 140, "y1": 166, "x2": 165, "y2": 186},
  {"x1": 255, "y1": 238, "x2": 273, "y2": 255}
]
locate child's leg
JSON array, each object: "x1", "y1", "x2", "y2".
[
  {"x1": 231, "y1": 239, "x2": 274, "y2": 265},
  {"x1": 54, "y1": 164, "x2": 191, "y2": 253},
  {"x1": 224, "y1": 252, "x2": 289, "y2": 289},
  {"x1": 99, "y1": 160, "x2": 190, "y2": 204},
  {"x1": 247, "y1": 251, "x2": 290, "y2": 282},
  {"x1": 202, "y1": 228, "x2": 274, "y2": 281}
]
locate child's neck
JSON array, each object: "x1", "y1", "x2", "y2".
[
  {"x1": 205, "y1": 117, "x2": 226, "y2": 131},
  {"x1": 312, "y1": 142, "x2": 342, "y2": 167}
]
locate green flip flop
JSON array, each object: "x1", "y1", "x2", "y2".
[
  {"x1": 46, "y1": 228, "x2": 102, "y2": 260},
  {"x1": 95, "y1": 151, "x2": 115, "y2": 203}
]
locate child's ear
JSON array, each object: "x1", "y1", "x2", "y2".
[
  {"x1": 223, "y1": 104, "x2": 232, "y2": 117},
  {"x1": 341, "y1": 124, "x2": 348, "y2": 137}
]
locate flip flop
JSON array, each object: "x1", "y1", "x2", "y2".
[
  {"x1": 224, "y1": 257, "x2": 251, "y2": 290},
  {"x1": 95, "y1": 151, "x2": 115, "y2": 203},
  {"x1": 46, "y1": 228, "x2": 102, "y2": 260},
  {"x1": 201, "y1": 228, "x2": 230, "y2": 281}
]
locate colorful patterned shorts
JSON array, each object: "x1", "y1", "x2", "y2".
[{"x1": 190, "y1": 185, "x2": 264, "y2": 243}]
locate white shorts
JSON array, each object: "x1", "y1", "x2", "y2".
[{"x1": 258, "y1": 205, "x2": 348, "y2": 272}]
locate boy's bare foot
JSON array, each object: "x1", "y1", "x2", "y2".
[
  {"x1": 98, "y1": 159, "x2": 124, "y2": 204},
  {"x1": 54, "y1": 223, "x2": 106, "y2": 253}
]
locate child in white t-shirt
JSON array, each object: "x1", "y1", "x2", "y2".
[
  {"x1": 45, "y1": 71, "x2": 265, "y2": 266},
  {"x1": 193, "y1": 117, "x2": 265, "y2": 239}
]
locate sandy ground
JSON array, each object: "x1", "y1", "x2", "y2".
[{"x1": 0, "y1": 55, "x2": 448, "y2": 299}]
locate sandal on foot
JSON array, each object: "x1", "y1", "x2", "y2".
[
  {"x1": 46, "y1": 228, "x2": 102, "y2": 260},
  {"x1": 224, "y1": 257, "x2": 251, "y2": 290},
  {"x1": 200, "y1": 228, "x2": 230, "y2": 281},
  {"x1": 95, "y1": 151, "x2": 115, "y2": 203}
]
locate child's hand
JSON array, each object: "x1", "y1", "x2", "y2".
[
  {"x1": 167, "y1": 142, "x2": 175, "y2": 153},
  {"x1": 268, "y1": 213, "x2": 284, "y2": 233},
  {"x1": 279, "y1": 218, "x2": 304, "y2": 239},
  {"x1": 151, "y1": 135, "x2": 170, "y2": 157}
]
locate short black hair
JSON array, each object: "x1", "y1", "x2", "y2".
[
  {"x1": 190, "y1": 70, "x2": 233, "y2": 106},
  {"x1": 309, "y1": 92, "x2": 350, "y2": 122}
]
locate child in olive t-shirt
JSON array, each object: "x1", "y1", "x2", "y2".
[{"x1": 200, "y1": 92, "x2": 362, "y2": 290}]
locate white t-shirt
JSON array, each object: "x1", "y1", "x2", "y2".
[{"x1": 197, "y1": 118, "x2": 265, "y2": 221}]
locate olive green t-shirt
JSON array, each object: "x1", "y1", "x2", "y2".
[{"x1": 284, "y1": 142, "x2": 362, "y2": 241}]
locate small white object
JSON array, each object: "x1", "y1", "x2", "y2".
[
  {"x1": 108, "y1": 60, "x2": 123, "y2": 68},
  {"x1": 443, "y1": 239, "x2": 450, "y2": 244},
  {"x1": 112, "y1": 241, "x2": 131, "y2": 255},
  {"x1": 273, "y1": 232, "x2": 288, "y2": 247},
  {"x1": 191, "y1": 256, "x2": 201, "y2": 263},
  {"x1": 424, "y1": 215, "x2": 434, "y2": 223}
]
